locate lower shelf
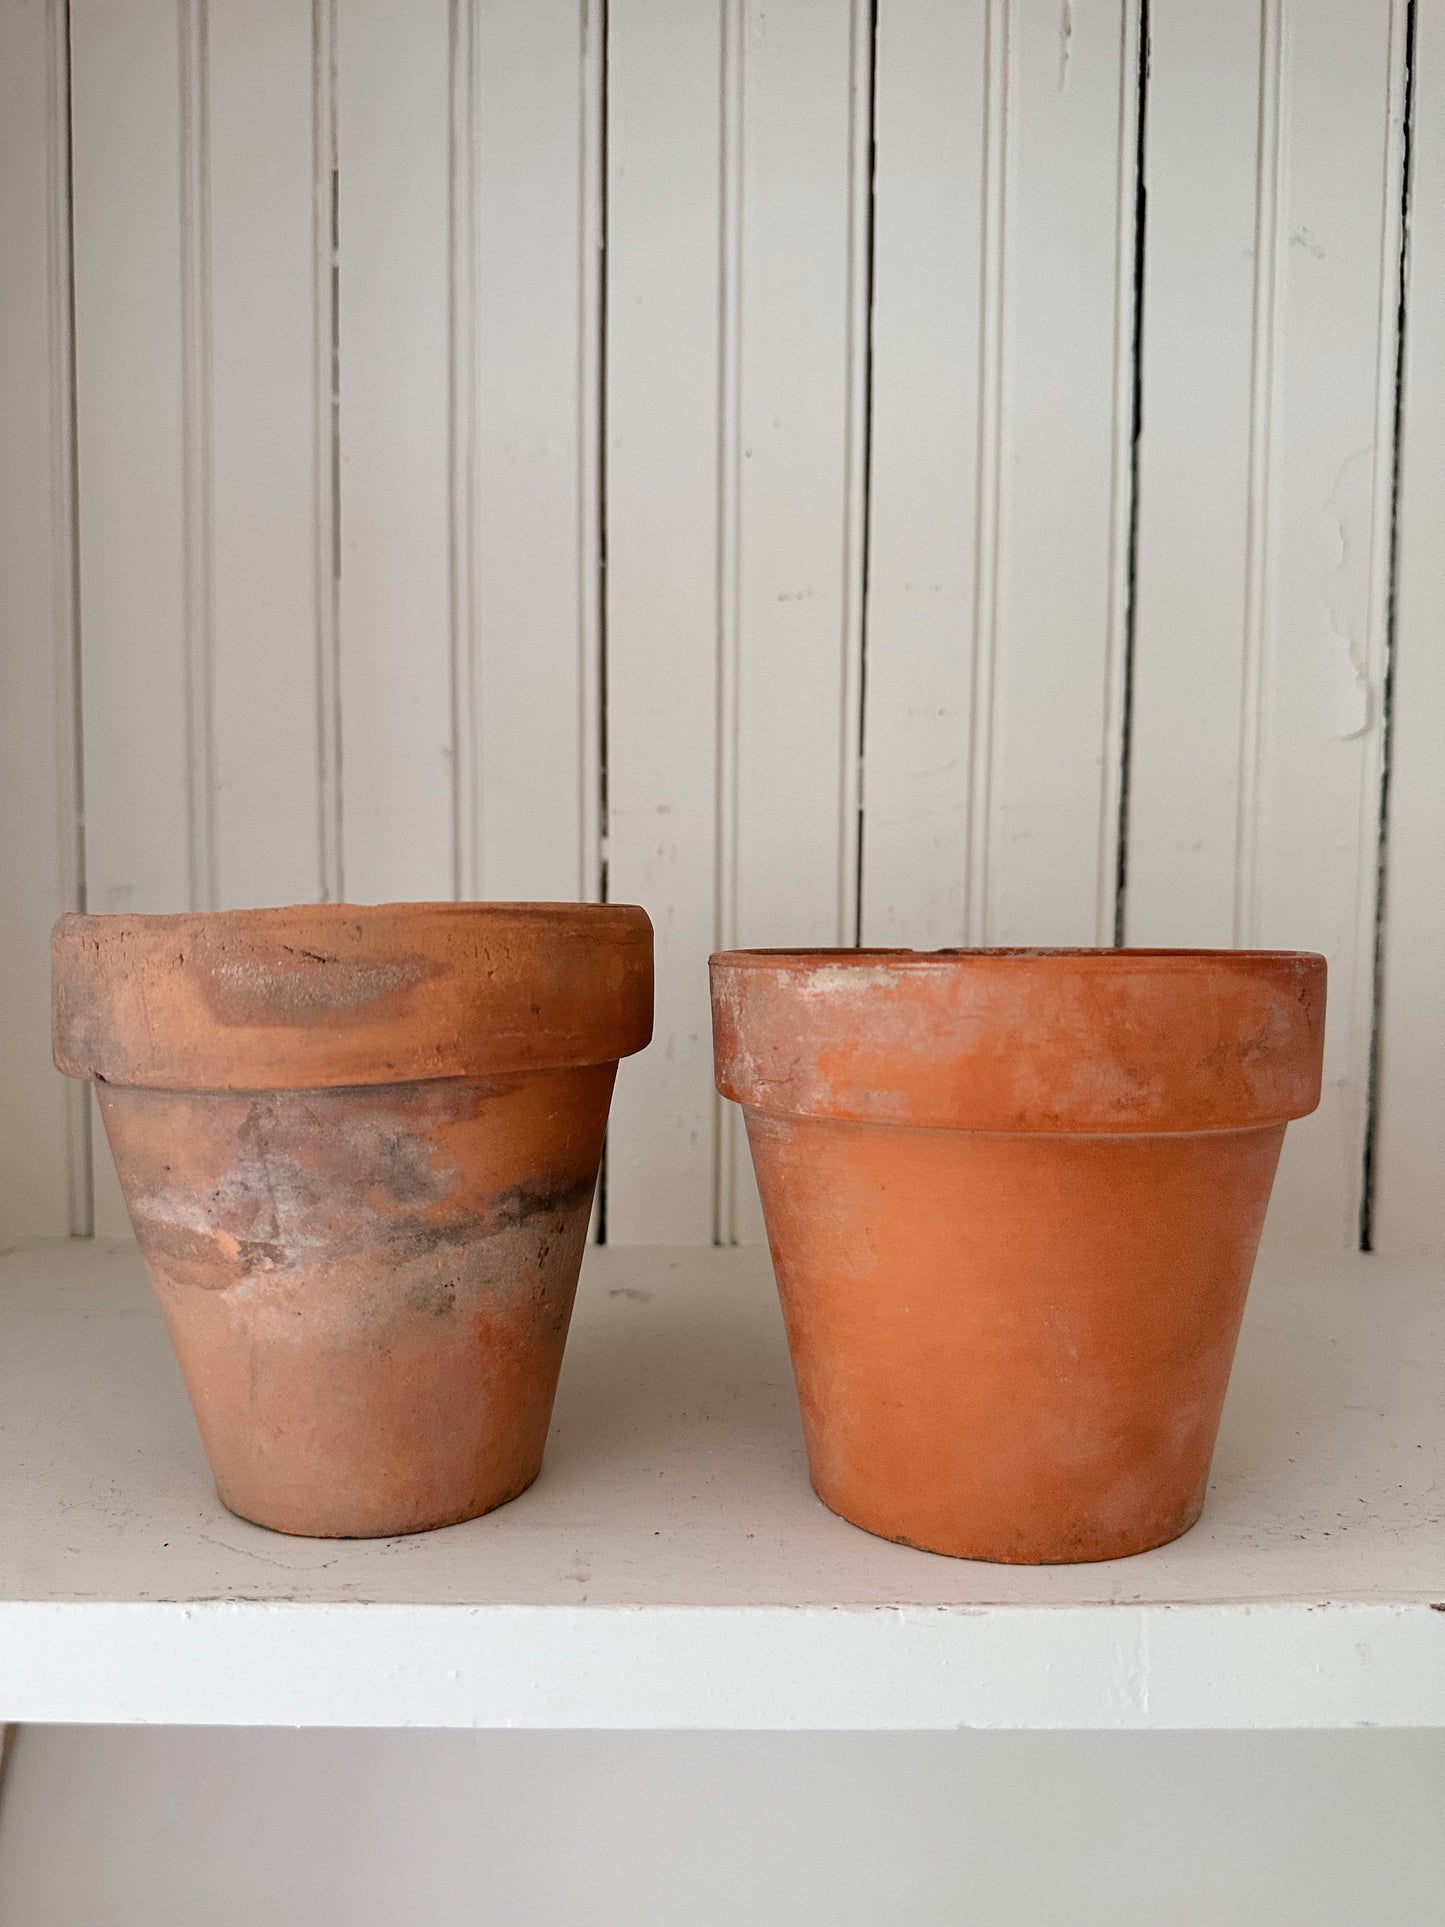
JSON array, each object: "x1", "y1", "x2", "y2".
[{"x1": 2, "y1": 1239, "x2": 1442, "y2": 1730}]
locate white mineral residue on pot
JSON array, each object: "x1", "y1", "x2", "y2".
[{"x1": 792, "y1": 964, "x2": 907, "y2": 995}]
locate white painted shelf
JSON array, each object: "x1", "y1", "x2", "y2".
[{"x1": 1, "y1": 1239, "x2": 1442, "y2": 1731}]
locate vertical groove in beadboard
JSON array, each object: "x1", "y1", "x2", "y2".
[
  {"x1": 966, "y1": 0, "x2": 1009, "y2": 946},
  {"x1": 1235, "y1": 0, "x2": 1284, "y2": 947},
  {"x1": 1357, "y1": 0, "x2": 1415, "y2": 1249},
  {"x1": 582, "y1": 0, "x2": 607, "y2": 1246},
  {"x1": 714, "y1": 0, "x2": 744, "y2": 1244},
  {"x1": 578, "y1": 0, "x2": 606, "y2": 908},
  {"x1": 49, "y1": 0, "x2": 91, "y2": 1235},
  {"x1": 313, "y1": 0, "x2": 342, "y2": 902},
  {"x1": 448, "y1": 0, "x2": 480, "y2": 901},
  {"x1": 178, "y1": 0, "x2": 217, "y2": 912},
  {"x1": 837, "y1": 0, "x2": 874, "y2": 950},
  {"x1": 1098, "y1": 0, "x2": 1145, "y2": 947}
]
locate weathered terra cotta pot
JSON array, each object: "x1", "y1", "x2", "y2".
[
  {"x1": 712, "y1": 947, "x2": 1326, "y2": 1564},
  {"x1": 53, "y1": 902, "x2": 652, "y2": 1538}
]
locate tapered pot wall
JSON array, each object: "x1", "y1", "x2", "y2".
[
  {"x1": 54, "y1": 902, "x2": 653, "y2": 1538},
  {"x1": 713, "y1": 948, "x2": 1326, "y2": 1565},
  {"x1": 96, "y1": 1066, "x2": 611, "y2": 1538},
  {"x1": 746, "y1": 1110, "x2": 1283, "y2": 1562}
]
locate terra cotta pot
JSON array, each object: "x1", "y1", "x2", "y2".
[
  {"x1": 711, "y1": 947, "x2": 1325, "y2": 1564},
  {"x1": 53, "y1": 901, "x2": 653, "y2": 1538}
]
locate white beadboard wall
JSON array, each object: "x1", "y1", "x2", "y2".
[{"x1": 1, "y1": 0, "x2": 1439, "y2": 1252}]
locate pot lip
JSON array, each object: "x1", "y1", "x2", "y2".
[
  {"x1": 712, "y1": 945, "x2": 1324, "y2": 971},
  {"x1": 53, "y1": 899, "x2": 654, "y2": 1091},
  {"x1": 63, "y1": 899, "x2": 649, "y2": 938},
  {"x1": 711, "y1": 944, "x2": 1326, "y2": 1132}
]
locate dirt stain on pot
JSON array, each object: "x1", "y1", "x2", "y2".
[
  {"x1": 118, "y1": 1087, "x2": 467, "y2": 1276},
  {"x1": 491, "y1": 1171, "x2": 597, "y2": 1227},
  {"x1": 203, "y1": 950, "x2": 427, "y2": 1026}
]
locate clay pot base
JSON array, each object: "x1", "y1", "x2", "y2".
[
  {"x1": 212, "y1": 1462, "x2": 545, "y2": 1542},
  {"x1": 810, "y1": 1483, "x2": 1210, "y2": 1567}
]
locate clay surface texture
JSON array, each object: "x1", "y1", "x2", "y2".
[
  {"x1": 53, "y1": 902, "x2": 652, "y2": 1538},
  {"x1": 712, "y1": 947, "x2": 1326, "y2": 1565}
]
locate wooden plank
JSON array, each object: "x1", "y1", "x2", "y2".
[
  {"x1": 730, "y1": 0, "x2": 867, "y2": 958},
  {"x1": 334, "y1": 0, "x2": 454, "y2": 902},
  {"x1": 208, "y1": 0, "x2": 329, "y2": 910},
  {"x1": 70, "y1": 0, "x2": 195, "y2": 1236},
  {"x1": 604, "y1": 0, "x2": 722, "y2": 1244},
  {"x1": 1128, "y1": 0, "x2": 1407, "y2": 1249},
  {"x1": 981, "y1": 0, "x2": 1138, "y2": 946},
  {"x1": 859, "y1": 0, "x2": 988, "y2": 949},
  {"x1": 468, "y1": 0, "x2": 603, "y2": 903},
  {"x1": 0, "y1": 0, "x2": 86, "y2": 1238},
  {"x1": 70, "y1": 0, "x2": 190, "y2": 921},
  {"x1": 721, "y1": 0, "x2": 871, "y2": 1243},
  {"x1": 1127, "y1": 0, "x2": 1263, "y2": 947},
  {"x1": 1248, "y1": 0, "x2": 1405, "y2": 1250},
  {"x1": 1374, "y1": 0, "x2": 1445, "y2": 1252},
  {"x1": 861, "y1": 0, "x2": 1138, "y2": 953}
]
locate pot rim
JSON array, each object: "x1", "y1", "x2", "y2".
[
  {"x1": 711, "y1": 946, "x2": 1326, "y2": 1134},
  {"x1": 79, "y1": 898, "x2": 642, "y2": 931},
  {"x1": 711, "y1": 945, "x2": 1325, "y2": 969},
  {"x1": 54, "y1": 900, "x2": 653, "y2": 1091}
]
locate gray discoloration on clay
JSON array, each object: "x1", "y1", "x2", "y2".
[
  {"x1": 207, "y1": 951, "x2": 422, "y2": 1019},
  {"x1": 406, "y1": 1271, "x2": 462, "y2": 1318},
  {"x1": 490, "y1": 1172, "x2": 598, "y2": 1228},
  {"x1": 113, "y1": 1085, "x2": 463, "y2": 1278},
  {"x1": 107, "y1": 1069, "x2": 601, "y2": 1371},
  {"x1": 378, "y1": 1166, "x2": 596, "y2": 1348}
]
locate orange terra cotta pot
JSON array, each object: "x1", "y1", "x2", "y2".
[
  {"x1": 53, "y1": 902, "x2": 653, "y2": 1538},
  {"x1": 711, "y1": 947, "x2": 1326, "y2": 1564}
]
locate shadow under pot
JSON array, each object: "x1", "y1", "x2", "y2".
[
  {"x1": 711, "y1": 946, "x2": 1326, "y2": 1565},
  {"x1": 53, "y1": 901, "x2": 653, "y2": 1539}
]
